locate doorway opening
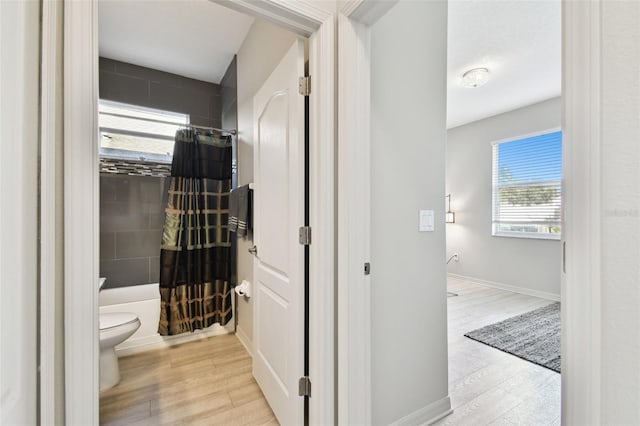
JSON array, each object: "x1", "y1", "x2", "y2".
[
  {"x1": 444, "y1": 1, "x2": 562, "y2": 424},
  {"x1": 95, "y1": 1, "x2": 306, "y2": 424}
]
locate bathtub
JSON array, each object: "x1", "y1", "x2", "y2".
[{"x1": 99, "y1": 283, "x2": 235, "y2": 356}]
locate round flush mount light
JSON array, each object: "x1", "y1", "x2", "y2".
[{"x1": 461, "y1": 67, "x2": 490, "y2": 88}]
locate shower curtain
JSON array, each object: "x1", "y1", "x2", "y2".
[{"x1": 158, "y1": 129, "x2": 233, "y2": 336}]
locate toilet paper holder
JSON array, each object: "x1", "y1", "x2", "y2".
[{"x1": 235, "y1": 280, "x2": 251, "y2": 298}]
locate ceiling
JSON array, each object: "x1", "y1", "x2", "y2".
[
  {"x1": 447, "y1": 0, "x2": 561, "y2": 128},
  {"x1": 99, "y1": 0, "x2": 254, "y2": 84},
  {"x1": 99, "y1": 0, "x2": 561, "y2": 127}
]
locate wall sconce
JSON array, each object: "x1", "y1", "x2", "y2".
[{"x1": 445, "y1": 194, "x2": 456, "y2": 223}]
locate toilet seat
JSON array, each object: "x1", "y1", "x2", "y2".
[
  {"x1": 99, "y1": 312, "x2": 141, "y2": 391},
  {"x1": 100, "y1": 312, "x2": 139, "y2": 330}
]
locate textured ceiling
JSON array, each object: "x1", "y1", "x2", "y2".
[
  {"x1": 447, "y1": 0, "x2": 561, "y2": 128},
  {"x1": 99, "y1": 0, "x2": 254, "y2": 84}
]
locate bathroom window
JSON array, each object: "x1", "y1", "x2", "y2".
[
  {"x1": 99, "y1": 100, "x2": 189, "y2": 164},
  {"x1": 492, "y1": 130, "x2": 563, "y2": 240}
]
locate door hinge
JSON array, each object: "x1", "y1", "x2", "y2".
[
  {"x1": 298, "y1": 376, "x2": 311, "y2": 397},
  {"x1": 299, "y1": 76, "x2": 311, "y2": 96},
  {"x1": 299, "y1": 226, "x2": 312, "y2": 245}
]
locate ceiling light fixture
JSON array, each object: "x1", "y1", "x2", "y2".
[{"x1": 461, "y1": 67, "x2": 490, "y2": 88}]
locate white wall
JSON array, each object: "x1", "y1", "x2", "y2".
[
  {"x1": 0, "y1": 1, "x2": 40, "y2": 424},
  {"x1": 369, "y1": 1, "x2": 450, "y2": 424},
  {"x1": 235, "y1": 19, "x2": 299, "y2": 348},
  {"x1": 446, "y1": 98, "x2": 562, "y2": 298},
  {"x1": 599, "y1": 1, "x2": 640, "y2": 423}
]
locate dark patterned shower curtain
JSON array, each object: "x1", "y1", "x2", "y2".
[{"x1": 158, "y1": 129, "x2": 233, "y2": 336}]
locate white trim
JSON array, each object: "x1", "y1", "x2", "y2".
[
  {"x1": 388, "y1": 396, "x2": 452, "y2": 426},
  {"x1": 337, "y1": 12, "x2": 372, "y2": 426},
  {"x1": 40, "y1": 0, "x2": 61, "y2": 423},
  {"x1": 0, "y1": 1, "x2": 39, "y2": 424},
  {"x1": 339, "y1": 0, "x2": 363, "y2": 17},
  {"x1": 561, "y1": 0, "x2": 602, "y2": 424},
  {"x1": 337, "y1": 2, "x2": 401, "y2": 423},
  {"x1": 448, "y1": 273, "x2": 561, "y2": 302},
  {"x1": 61, "y1": 1, "x2": 336, "y2": 425},
  {"x1": 64, "y1": 1, "x2": 100, "y2": 424},
  {"x1": 308, "y1": 15, "x2": 336, "y2": 426},
  {"x1": 341, "y1": 0, "x2": 398, "y2": 26},
  {"x1": 489, "y1": 126, "x2": 562, "y2": 146},
  {"x1": 492, "y1": 231, "x2": 561, "y2": 241},
  {"x1": 211, "y1": 0, "x2": 331, "y2": 37},
  {"x1": 235, "y1": 325, "x2": 254, "y2": 357}
]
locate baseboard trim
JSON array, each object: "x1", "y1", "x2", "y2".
[
  {"x1": 235, "y1": 324, "x2": 253, "y2": 357},
  {"x1": 448, "y1": 273, "x2": 560, "y2": 302},
  {"x1": 390, "y1": 396, "x2": 452, "y2": 426},
  {"x1": 115, "y1": 325, "x2": 232, "y2": 357}
]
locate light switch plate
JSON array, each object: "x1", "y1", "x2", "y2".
[{"x1": 419, "y1": 210, "x2": 434, "y2": 232}]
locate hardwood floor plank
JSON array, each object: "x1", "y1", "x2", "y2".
[
  {"x1": 190, "y1": 398, "x2": 276, "y2": 426},
  {"x1": 229, "y1": 381, "x2": 269, "y2": 408},
  {"x1": 433, "y1": 386, "x2": 524, "y2": 426},
  {"x1": 100, "y1": 334, "x2": 278, "y2": 426},
  {"x1": 100, "y1": 400, "x2": 151, "y2": 426},
  {"x1": 492, "y1": 377, "x2": 561, "y2": 426},
  {"x1": 448, "y1": 357, "x2": 529, "y2": 408},
  {"x1": 441, "y1": 277, "x2": 561, "y2": 425}
]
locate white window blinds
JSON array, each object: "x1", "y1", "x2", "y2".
[{"x1": 492, "y1": 130, "x2": 563, "y2": 240}]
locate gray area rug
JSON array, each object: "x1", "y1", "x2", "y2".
[{"x1": 464, "y1": 302, "x2": 561, "y2": 373}]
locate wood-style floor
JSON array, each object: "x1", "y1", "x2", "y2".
[
  {"x1": 434, "y1": 276, "x2": 561, "y2": 426},
  {"x1": 102, "y1": 278, "x2": 560, "y2": 426},
  {"x1": 100, "y1": 333, "x2": 278, "y2": 426}
]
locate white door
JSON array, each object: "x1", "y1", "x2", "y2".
[{"x1": 252, "y1": 40, "x2": 306, "y2": 426}]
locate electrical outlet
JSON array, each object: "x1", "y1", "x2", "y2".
[{"x1": 453, "y1": 253, "x2": 460, "y2": 262}]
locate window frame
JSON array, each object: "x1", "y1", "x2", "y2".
[
  {"x1": 491, "y1": 127, "x2": 563, "y2": 241},
  {"x1": 98, "y1": 99, "x2": 190, "y2": 164}
]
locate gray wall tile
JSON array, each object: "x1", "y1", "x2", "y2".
[
  {"x1": 149, "y1": 256, "x2": 160, "y2": 284},
  {"x1": 100, "y1": 258, "x2": 150, "y2": 288},
  {"x1": 100, "y1": 233, "x2": 116, "y2": 260},
  {"x1": 149, "y1": 82, "x2": 208, "y2": 117},
  {"x1": 221, "y1": 56, "x2": 237, "y2": 118},
  {"x1": 100, "y1": 174, "x2": 167, "y2": 286},
  {"x1": 115, "y1": 229, "x2": 162, "y2": 259},
  {"x1": 148, "y1": 213, "x2": 165, "y2": 229},
  {"x1": 99, "y1": 72, "x2": 149, "y2": 106},
  {"x1": 100, "y1": 212, "x2": 148, "y2": 233},
  {"x1": 114, "y1": 61, "x2": 182, "y2": 87},
  {"x1": 99, "y1": 57, "x2": 116, "y2": 72},
  {"x1": 99, "y1": 59, "x2": 224, "y2": 287},
  {"x1": 99, "y1": 57, "x2": 221, "y2": 127}
]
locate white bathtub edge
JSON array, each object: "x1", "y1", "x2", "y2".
[{"x1": 100, "y1": 283, "x2": 236, "y2": 357}]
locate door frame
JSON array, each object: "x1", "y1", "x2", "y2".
[
  {"x1": 337, "y1": 0, "x2": 604, "y2": 424},
  {"x1": 57, "y1": 1, "x2": 335, "y2": 424},
  {"x1": 43, "y1": 0, "x2": 605, "y2": 424}
]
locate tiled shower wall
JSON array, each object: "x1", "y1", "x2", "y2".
[
  {"x1": 99, "y1": 57, "x2": 224, "y2": 288},
  {"x1": 100, "y1": 175, "x2": 169, "y2": 288},
  {"x1": 99, "y1": 57, "x2": 222, "y2": 127}
]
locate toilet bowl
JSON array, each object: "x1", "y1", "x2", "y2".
[{"x1": 99, "y1": 312, "x2": 141, "y2": 391}]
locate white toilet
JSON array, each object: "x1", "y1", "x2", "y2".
[{"x1": 99, "y1": 312, "x2": 141, "y2": 391}]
